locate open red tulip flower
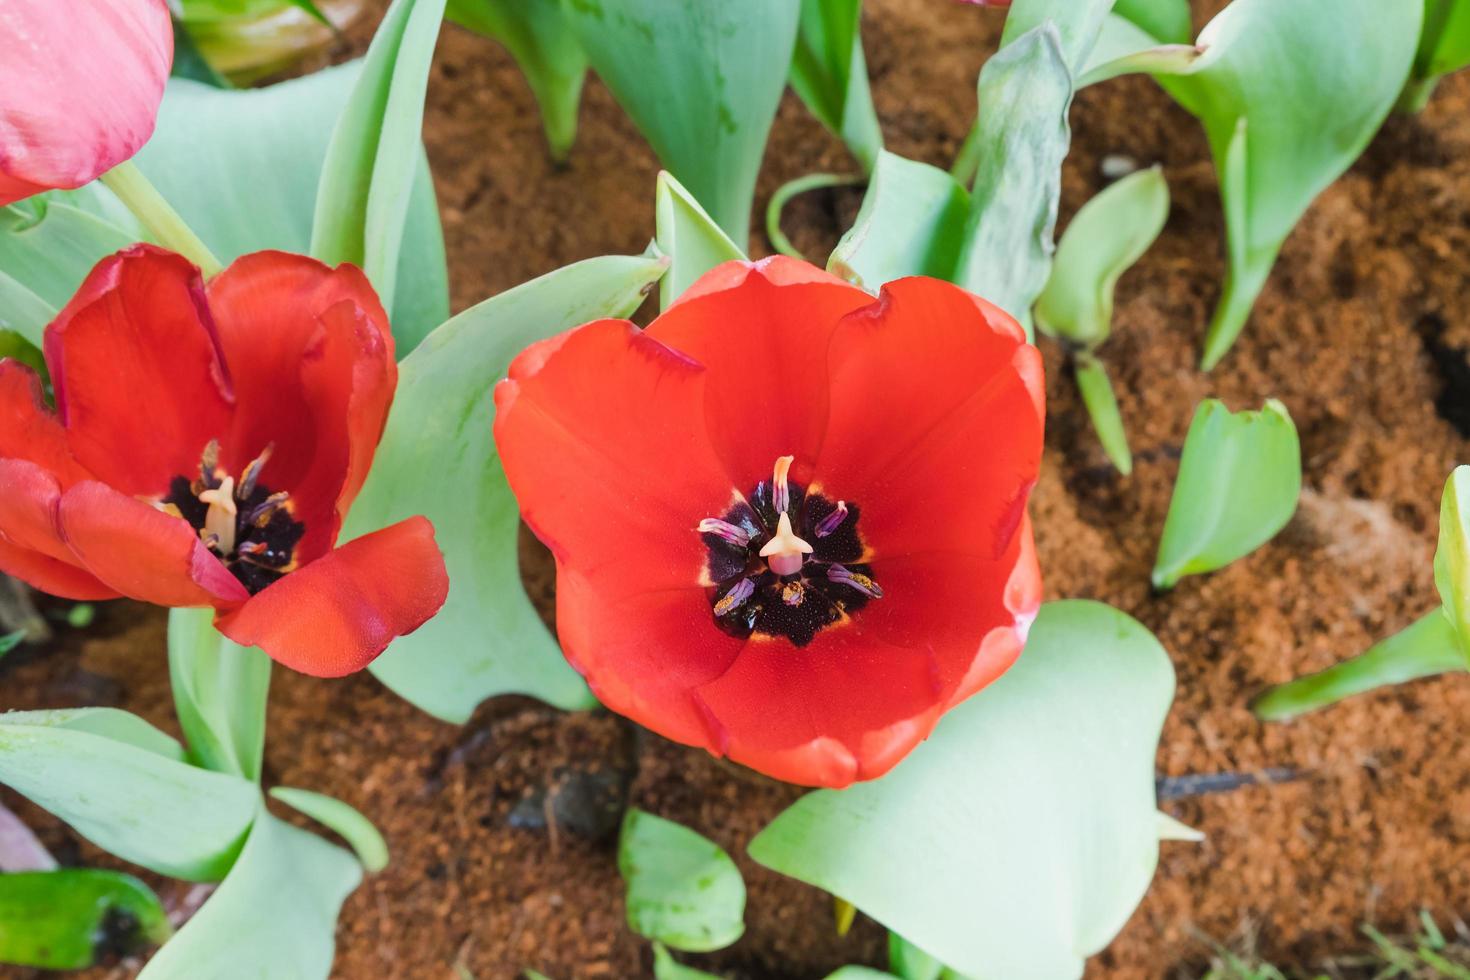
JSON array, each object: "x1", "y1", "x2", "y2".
[
  {"x1": 495, "y1": 257, "x2": 1044, "y2": 787},
  {"x1": 0, "y1": 0, "x2": 173, "y2": 206},
  {"x1": 0, "y1": 245, "x2": 449, "y2": 677}
]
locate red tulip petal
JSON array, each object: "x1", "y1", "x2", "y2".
[
  {"x1": 494, "y1": 318, "x2": 732, "y2": 592},
  {"x1": 646, "y1": 257, "x2": 876, "y2": 491},
  {"x1": 214, "y1": 517, "x2": 448, "y2": 677},
  {"x1": 0, "y1": 360, "x2": 87, "y2": 485},
  {"x1": 0, "y1": 0, "x2": 172, "y2": 202},
  {"x1": 816, "y1": 277, "x2": 1045, "y2": 562},
  {"x1": 44, "y1": 246, "x2": 235, "y2": 498},
  {"x1": 0, "y1": 459, "x2": 71, "y2": 562},
  {"x1": 206, "y1": 252, "x2": 395, "y2": 558},
  {"x1": 57, "y1": 480, "x2": 248, "y2": 607},
  {"x1": 0, "y1": 536, "x2": 117, "y2": 601}
]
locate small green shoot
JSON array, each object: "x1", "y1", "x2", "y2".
[
  {"x1": 0, "y1": 630, "x2": 22, "y2": 658},
  {"x1": 1254, "y1": 467, "x2": 1470, "y2": 721},
  {"x1": 1151, "y1": 399, "x2": 1301, "y2": 590},
  {"x1": 618, "y1": 809, "x2": 746, "y2": 953},
  {"x1": 1036, "y1": 165, "x2": 1169, "y2": 474}
]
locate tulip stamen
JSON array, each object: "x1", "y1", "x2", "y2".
[
  {"x1": 198, "y1": 476, "x2": 239, "y2": 555},
  {"x1": 759, "y1": 512, "x2": 814, "y2": 576}
]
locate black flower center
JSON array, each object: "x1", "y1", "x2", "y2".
[
  {"x1": 700, "y1": 456, "x2": 882, "y2": 647},
  {"x1": 163, "y1": 440, "x2": 304, "y2": 595}
]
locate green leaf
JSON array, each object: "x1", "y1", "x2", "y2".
[
  {"x1": 652, "y1": 943, "x2": 725, "y2": 980},
  {"x1": 1036, "y1": 165, "x2": 1169, "y2": 350},
  {"x1": 789, "y1": 0, "x2": 883, "y2": 174},
  {"x1": 0, "y1": 271, "x2": 55, "y2": 351},
  {"x1": 0, "y1": 711, "x2": 255, "y2": 881},
  {"x1": 0, "y1": 869, "x2": 170, "y2": 969},
  {"x1": 564, "y1": 0, "x2": 800, "y2": 246},
  {"x1": 1111, "y1": 0, "x2": 1192, "y2": 45},
  {"x1": 1252, "y1": 610, "x2": 1466, "y2": 721},
  {"x1": 619, "y1": 809, "x2": 745, "y2": 953},
  {"x1": 311, "y1": 0, "x2": 447, "y2": 321},
  {"x1": 1435, "y1": 466, "x2": 1470, "y2": 643},
  {"x1": 1073, "y1": 354, "x2": 1133, "y2": 476},
  {"x1": 345, "y1": 255, "x2": 667, "y2": 721},
  {"x1": 0, "y1": 632, "x2": 20, "y2": 658},
  {"x1": 825, "y1": 971, "x2": 898, "y2": 980},
  {"x1": 170, "y1": 19, "x2": 234, "y2": 88},
  {"x1": 954, "y1": 24, "x2": 1073, "y2": 337},
  {"x1": 446, "y1": 0, "x2": 588, "y2": 160},
  {"x1": 828, "y1": 150, "x2": 970, "y2": 289},
  {"x1": 1078, "y1": 15, "x2": 1201, "y2": 89},
  {"x1": 1401, "y1": 0, "x2": 1470, "y2": 110},
  {"x1": 749, "y1": 600, "x2": 1175, "y2": 979},
  {"x1": 888, "y1": 933, "x2": 943, "y2": 980},
  {"x1": 1001, "y1": 0, "x2": 1114, "y2": 72},
  {"x1": 1145, "y1": 0, "x2": 1419, "y2": 369},
  {"x1": 167, "y1": 608, "x2": 271, "y2": 781},
  {"x1": 135, "y1": 66, "x2": 450, "y2": 353},
  {"x1": 1151, "y1": 399, "x2": 1301, "y2": 590},
  {"x1": 0, "y1": 201, "x2": 138, "y2": 338},
  {"x1": 270, "y1": 787, "x2": 389, "y2": 874},
  {"x1": 655, "y1": 170, "x2": 745, "y2": 311},
  {"x1": 138, "y1": 804, "x2": 361, "y2": 980}
]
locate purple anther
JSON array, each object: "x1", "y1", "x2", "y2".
[
  {"x1": 814, "y1": 500, "x2": 849, "y2": 538},
  {"x1": 698, "y1": 517, "x2": 751, "y2": 548},
  {"x1": 713, "y1": 577, "x2": 756, "y2": 616},
  {"x1": 827, "y1": 564, "x2": 884, "y2": 599}
]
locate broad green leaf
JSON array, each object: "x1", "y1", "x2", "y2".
[
  {"x1": 888, "y1": 934, "x2": 945, "y2": 980},
  {"x1": 138, "y1": 805, "x2": 361, "y2": 980},
  {"x1": 168, "y1": 608, "x2": 271, "y2": 781},
  {"x1": 654, "y1": 170, "x2": 745, "y2": 311},
  {"x1": 750, "y1": 600, "x2": 1175, "y2": 979},
  {"x1": 0, "y1": 869, "x2": 170, "y2": 969},
  {"x1": 1035, "y1": 165, "x2": 1169, "y2": 350},
  {"x1": 136, "y1": 66, "x2": 450, "y2": 352},
  {"x1": 1252, "y1": 610, "x2": 1466, "y2": 721},
  {"x1": 954, "y1": 25, "x2": 1073, "y2": 337},
  {"x1": 1111, "y1": 0, "x2": 1191, "y2": 45},
  {"x1": 619, "y1": 809, "x2": 745, "y2": 953},
  {"x1": 652, "y1": 943, "x2": 725, "y2": 980},
  {"x1": 1150, "y1": 0, "x2": 1418, "y2": 369},
  {"x1": 1001, "y1": 0, "x2": 1114, "y2": 72},
  {"x1": 790, "y1": 0, "x2": 883, "y2": 174},
  {"x1": 1151, "y1": 399, "x2": 1301, "y2": 590},
  {"x1": 1078, "y1": 15, "x2": 1201, "y2": 89},
  {"x1": 345, "y1": 255, "x2": 668, "y2": 720},
  {"x1": 0, "y1": 270, "x2": 56, "y2": 350},
  {"x1": 447, "y1": 0, "x2": 587, "y2": 160},
  {"x1": 7, "y1": 707, "x2": 186, "y2": 761},
  {"x1": 564, "y1": 0, "x2": 800, "y2": 245},
  {"x1": 0, "y1": 202, "x2": 138, "y2": 330},
  {"x1": 0, "y1": 711, "x2": 255, "y2": 881},
  {"x1": 1402, "y1": 0, "x2": 1470, "y2": 111},
  {"x1": 828, "y1": 150, "x2": 970, "y2": 289},
  {"x1": 311, "y1": 0, "x2": 447, "y2": 320},
  {"x1": 1434, "y1": 466, "x2": 1470, "y2": 647},
  {"x1": 270, "y1": 786, "x2": 390, "y2": 873}
]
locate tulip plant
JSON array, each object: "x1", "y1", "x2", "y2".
[{"x1": 0, "y1": 0, "x2": 1458, "y2": 976}]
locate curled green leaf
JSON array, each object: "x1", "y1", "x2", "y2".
[
  {"x1": 270, "y1": 787, "x2": 389, "y2": 874},
  {"x1": 0, "y1": 869, "x2": 170, "y2": 969},
  {"x1": 827, "y1": 150, "x2": 969, "y2": 289},
  {"x1": 1151, "y1": 399, "x2": 1301, "y2": 590},
  {"x1": 655, "y1": 170, "x2": 745, "y2": 311},
  {"x1": 789, "y1": 0, "x2": 882, "y2": 174},
  {"x1": 619, "y1": 809, "x2": 746, "y2": 953}
]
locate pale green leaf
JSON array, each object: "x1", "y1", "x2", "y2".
[
  {"x1": 0, "y1": 869, "x2": 170, "y2": 969},
  {"x1": 1036, "y1": 165, "x2": 1169, "y2": 349},
  {"x1": 1111, "y1": 0, "x2": 1192, "y2": 45},
  {"x1": 1074, "y1": 355, "x2": 1132, "y2": 476},
  {"x1": 311, "y1": 0, "x2": 447, "y2": 320},
  {"x1": 789, "y1": 0, "x2": 883, "y2": 173},
  {"x1": 167, "y1": 608, "x2": 271, "y2": 781},
  {"x1": 1434, "y1": 466, "x2": 1470, "y2": 643},
  {"x1": 825, "y1": 970, "x2": 898, "y2": 980},
  {"x1": 655, "y1": 170, "x2": 745, "y2": 311},
  {"x1": 7, "y1": 708, "x2": 185, "y2": 761},
  {"x1": 1001, "y1": 0, "x2": 1114, "y2": 73},
  {"x1": 0, "y1": 711, "x2": 255, "y2": 881},
  {"x1": 1151, "y1": 399, "x2": 1301, "y2": 590},
  {"x1": 888, "y1": 934, "x2": 943, "y2": 980},
  {"x1": 1077, "y1": 15, "x2": 1201, "y2": 89},
  {"x1": 446, "y1": 0, "x2": 587, "y2": 160},
  {"x1": 620, "y1": 809, "x2": 745, "y2": 953},
  {"x1": 138, "y1": 805, "x2": 361, "y2": 980},
  {"x1": 954, "y1": 24, "x2": 1073, "y2": 336},
  {"x1": 0, "y1": 270, "x2": 54, "y2": 349},
  {"x1": 564, "y1": 0, "x2": 800, "y2": 245},
  {"x1": 138, "y1": 66, "x2": 449, "y2": 352},
  {"x1": 346, "y1": 255, "x2": 668, "y2": 720},
  {"x1": 827, "y1": 150, "x2": 970, "y2": 289},
  {"x1": 0, "y1": 202, "x2": 137, "y2": 328},
  {"x1": 270, "y1": 786, "x2": 389, "y2": 874},
  {"x1": 652, "y1": 943, "x2": 725, "y2": 980},
  {"x1": 749, "y1": 600, "x2": 1175, "y2": 979}
]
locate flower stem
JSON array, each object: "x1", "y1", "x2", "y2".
[
  {"x1": 99, "y1": 160, "x2": 223, "y2": 278},
  {"x1": 1251, "y1": 611, "x2": 1466, "y2": 722},
  {"x1": 1396, "y1": 74, "x2": 1440, "y2": 114},
  {"x1": 765, "y1": 172, "x2": 865, "y2": 260}
]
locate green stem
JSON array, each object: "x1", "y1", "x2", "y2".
[
  {"x1": 949, "y1": 120, "x2": 982, "y2": 187},
  {"x1": 1074, "y1": 353, "x2": 1132, "y2": 476},
  {"x1": 764, "y1": 172, "x2": 866, "y2": 260},
  {"x1": 1252, "y1": 611, "x2": 1467, "y2": 722},
  {"x1": 99, "y1": 160, "x2": 223, "y2": 277},
  {"x1": 1396, "y1": 74, "x2": 1440, "y2": 114},
  {"x1": 1199, "y1": 256, "x2": 1272, "y2": 372}
]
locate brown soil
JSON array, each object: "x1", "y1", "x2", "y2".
[{"x1": 7, "y1": 1, "x2": 1470, "y2": 977}]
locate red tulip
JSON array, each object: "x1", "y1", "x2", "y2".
[
  {"x1": 0, "y1": 245, "x2": 449, "y2": 677},
  {"x1": 494, "y1": 258, "x2": 1044, "y2": 787},
  {"x1": 0, "y1": 0, "x2": 173, "y2": 206}
]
